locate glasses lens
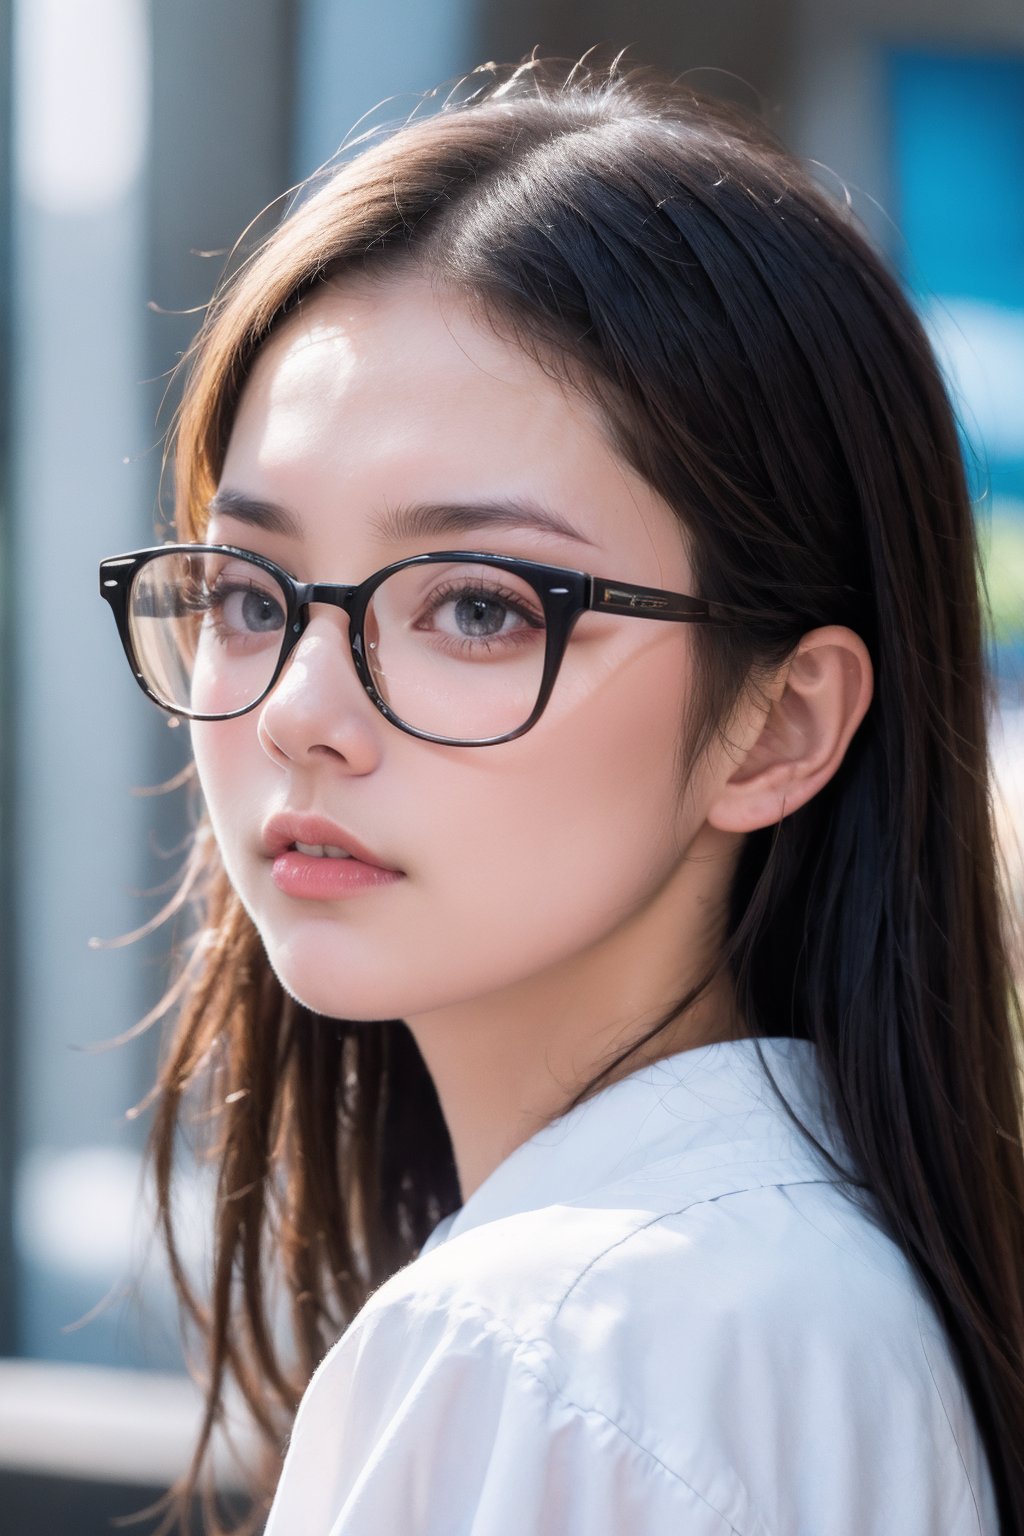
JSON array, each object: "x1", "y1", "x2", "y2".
[
  {"x1": 128, "y1": 549, "x2": 288, "y2": 716},
  {"x1": 364, "y1": 561, "x2": 548, "y2": 741}
]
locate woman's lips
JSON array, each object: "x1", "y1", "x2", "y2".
[
  {"x1": 270, "y1": 849, "x2": 404, "y2": 901},
  {"x1": 262, "y1": 812, "x2": 405, "y2": 901},
  {"x1": 261, "y1": 813, "x2": 402, "y2": 869}
]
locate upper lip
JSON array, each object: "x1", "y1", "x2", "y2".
[{"x1": 261, "y1": 813, "x2": 403, "y2": 871}]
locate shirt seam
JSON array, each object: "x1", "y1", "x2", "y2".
[
  {"x1": 439, "y1": 1295, "x2": 760, "y2": 1536},
  {"x1": 539, "y1": 1180, "x2": 985, "y2": 1518},
  {"x1": 548, "y1": 1174, "x2": 835, "y2": 1325},
  {"x1": 911, "y1": 1288, "x2": 988, "y2": 1536},
  {"x1": 410, "y1": 1179, "x2": 984, "y2": 1533},
  {"x1": 371, "y1": 1174, "x2": 986, "y2": 1535}
]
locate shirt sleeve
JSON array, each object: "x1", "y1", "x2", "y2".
[{"x1": 264, "y1": 1289, "x2": 751, "y2": 1536}]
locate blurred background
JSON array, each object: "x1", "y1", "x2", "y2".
[{"x1": 0, "y1": 0, "x2": 1021, "y2": 1530}]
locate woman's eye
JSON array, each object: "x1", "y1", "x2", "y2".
[
  {"x1": 417, "y1": 580, "x2": 544, "y2": 645},
  {"x1": 216, "y1": 584, "x2": 286, "y2": 634},
  {"x1": 444, "y1": 591, "x2": 520, "y2": 638}
]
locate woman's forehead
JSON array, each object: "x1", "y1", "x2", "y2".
[
  {"x1": 220, "y1": 277, "x2": 692, "y2": 573},
  {"x1": 241, "y1": 277, "x2": 582, "y2": 417}
]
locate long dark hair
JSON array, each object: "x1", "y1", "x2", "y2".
[{"x1": 142, "y1": 57, "x2": 1024, "y2": 1534}]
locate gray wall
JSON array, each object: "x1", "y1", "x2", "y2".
[{"x1": 7, "y1": 0, "x2": 296, "y2": 1365}]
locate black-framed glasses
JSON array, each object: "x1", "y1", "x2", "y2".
[{"x1": 99, "y1": 543, "x2": 740, "y2": 747}]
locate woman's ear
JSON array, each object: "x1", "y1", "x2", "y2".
[{"x1": 706, "y1": 626, "x2": 874, "y2": 834}]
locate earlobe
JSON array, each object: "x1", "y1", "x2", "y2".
[{"x1": 706, "y1": 626, "x2": 874, "y2": 834}]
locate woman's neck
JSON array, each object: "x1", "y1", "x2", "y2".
[{"x1": 405, "y1": 881, "x2": 744, "y2": 1201}]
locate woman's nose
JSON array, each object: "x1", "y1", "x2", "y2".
[{"x1": 256, "y1": 611, "x2": 384, "y2": 774}]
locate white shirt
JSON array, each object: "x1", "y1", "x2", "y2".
[{"x1": 263, "y1": 1036, "x2": 997, "y2": 1535}]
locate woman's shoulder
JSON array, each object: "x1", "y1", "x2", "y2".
[
  {"x1": 374, "y1": 1143, "x2": 926, "y2": 1345},
  {"x1": 374, "y1": 1172, "x2": 933, "y2": 1366},
  {"x1": 303, "y1": 1035, "x2": 999, "y2": 1535},
  {"x1": 354, "y1": 1171, "x2": 996, "y2": 1535}
]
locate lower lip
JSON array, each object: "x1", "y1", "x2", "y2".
[{"x1": 271, "y1": 851, "x2": 405, "y2": 900}]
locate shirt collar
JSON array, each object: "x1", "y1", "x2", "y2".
[{"x1": 421, "y1": 1036, "x2": 843, "y2": 1256}]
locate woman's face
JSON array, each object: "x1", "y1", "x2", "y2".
[{"x1": 192, "y1": 277, "x2": 742, "y2": 1024}]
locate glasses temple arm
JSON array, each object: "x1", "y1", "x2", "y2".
[{"x1": 588, "y1": 577, "x2": 739, "y2": 624}]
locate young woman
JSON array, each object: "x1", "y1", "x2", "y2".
[{"x1": 99, "y1": 57, "x2": 1023, "y2": 1536}]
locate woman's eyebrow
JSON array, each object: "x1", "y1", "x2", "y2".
[
  {"x1": 370, "y1": 498, "x2": 596, "y2": 547},
  {"x1": 207, "y1": 489, "x2": 303, "y2": 538},
  {"x1": 206, "y1": 489, "x2": 596, "y2": 548}
]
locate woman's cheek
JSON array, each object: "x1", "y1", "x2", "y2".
[
  {"x1": 190, "y1": 719, "x2": 268, "y2": 886},
  {"x1": 423, "y1": 686, "x2": 691, "y2": 950}
]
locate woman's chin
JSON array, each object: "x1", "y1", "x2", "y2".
[
  {"x1": 262, "y1": 938, "x2": 454, "y2": 1023},
  {"x1": 266, "y1": 957, "x2": 403, "y2": 1022}
]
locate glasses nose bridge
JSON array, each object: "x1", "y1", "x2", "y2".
[
  {"x1": 299, "y1": 580, "x2": 360, "y2": 621},
  {"x1": 286, "y1": 579, "x2": 371, "y2": 696}
]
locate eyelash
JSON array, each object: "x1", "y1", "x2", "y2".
[{"x1": 417, "y1": 578, "x2": 545, "y2": 629}]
